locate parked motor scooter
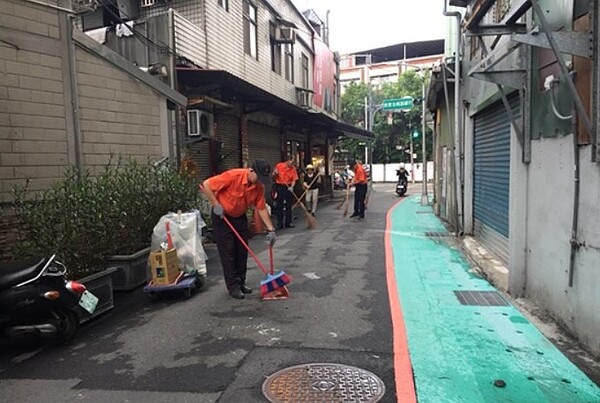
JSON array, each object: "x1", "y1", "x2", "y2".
[
  {"x1": 0, "y1": 255, "x2": 98, "y2": 343},
  {"x1": 396, "y1": 177, "x2": 408, "y2": 197}
]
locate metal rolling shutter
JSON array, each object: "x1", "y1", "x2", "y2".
[
  {"x1": 248, "y1": 121, "x2": 282, "y2": 168},
  {"x1": 188, "y1": 139, "x2": 212, "y2": 182},
  {"x1": 473, "y1": 97, "x2": 519, "y2": 265},
  {"x1": 216, "y1": 113, "x2": 241, "y2": 171}
]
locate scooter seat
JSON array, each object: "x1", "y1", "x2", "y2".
[{"x1": 0, "y1": 257, "x2": 48, "y2": 289}]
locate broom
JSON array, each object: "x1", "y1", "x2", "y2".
[
  {"x1": 199, "y1": 185, "x2": 290, "y2": 296},
  {"x1": 336, "y1": 184, "x2": 350, "y2": 210},
  {"x1": 292, "y1": 173, "x2": 320, "y2": 209},
  {"x1": 292, "y1": 192, "x2": 317, "y2": 229},
  {"x1": 342, "y1": 185, "x2": 351, "y2": 217},
  {"x1": 221, "y1": 216, "x2": 291, "y2": 297}
]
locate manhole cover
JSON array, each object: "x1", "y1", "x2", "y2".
[
  {"x1": 454, "y1": 290, "x2": 509, "y2": 306},
  {"x1": 262, "y1": 363, "x2": 385, "y2": 402}
]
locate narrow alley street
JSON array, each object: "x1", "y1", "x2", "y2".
[{"x1": 0, "y1": 184, "x2": 598, "y2": 402}]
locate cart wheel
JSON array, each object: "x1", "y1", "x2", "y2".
[
  {"x1": 148, "y1": 292, "x2": 159, "y2": 302},
  {"x1": 195, "y1": 274, "x2": 206, "y2": 289},
  {"x1": 184, "y1": 288, "x2": 192, "y2": 299}
]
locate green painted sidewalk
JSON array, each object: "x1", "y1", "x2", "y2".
[{"x1": 389, "y1": 196, "x2": 600, "y2": 403}]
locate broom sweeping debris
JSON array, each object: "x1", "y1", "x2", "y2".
[
  {"x1": 292, "y1": 192, "x2": 317, "y2": 229},
  {"x1": 292, "y1": 173, "x2": 320, "y2": 209},
  {"x1": 222, "y1": 216, "x2": 291, "y2": 298},
  {"x1": 262, "y1": 245, "x2": 289, "y2": 299},
  {"x1": 342, "y1": 185, "x2": 351, "y2": 217}
]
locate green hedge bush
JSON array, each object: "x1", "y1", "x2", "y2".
[{"x1": 12, "y1": 158, "x2": 209, "y2": 279}]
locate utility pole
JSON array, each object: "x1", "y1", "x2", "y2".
[
  {"x1": 409, "y1": 121, "x2": 415, "y2": 183},
  {"x1": 420, "y1": 77, "x2": 428, "y2": 206},
  {"x1": 366, "y1": 54, "x2": 373, "y2": 165}
]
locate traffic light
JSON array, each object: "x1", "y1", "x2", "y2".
[{"x1": 413, "y1": 131, "x2": 419, "y2": 138}]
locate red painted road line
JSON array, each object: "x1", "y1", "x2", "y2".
[{"x1": 385, "y1": 197, "x2": 417, "y2": 403}]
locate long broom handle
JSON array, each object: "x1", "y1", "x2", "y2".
[
  {"x1": 200, "y1": 185, "x2": 270, "y2": 275},
  {"x1": 291, "y1": 192, "x2": 311, "y2": 215},
  {"x1": 268, "y1": 245, "x2": 274, "y2": 275},
  {"x1": 222, "y1": 216, "x2": 270, "y2": 275},
  {"x1": 292, "y1": 173, "x2": 320, "y2": 208}
]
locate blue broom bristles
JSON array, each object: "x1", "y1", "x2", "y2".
[{"x1": 260, "y1": 271, "x2": 291, "y2": 295}]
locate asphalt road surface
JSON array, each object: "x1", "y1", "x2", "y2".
[{"x1": 0, "y1": 183, "x2": 409, "y2": 402}]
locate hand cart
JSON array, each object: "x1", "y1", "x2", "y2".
[{"x1": 143, "y1": 272, "x2": 204, "y2": 301}]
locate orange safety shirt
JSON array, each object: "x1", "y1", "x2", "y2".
[
  {"x1": 353, "y1": 164, "x2": 367, "y2": 184},
  {"x1": 273, "y1": 162, "x2": 298, "y2": 186},
  {"x1": 205, "y1": 168, "x2": 266, "y2": 217}
]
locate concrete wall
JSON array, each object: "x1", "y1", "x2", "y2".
[
  {"x1": 0, "y1": 0, "x2": 69, "y2": 197},
  {"x1": 0, "y1": 0, "x2": 171, "y2": 200},
  {"x1": 76, "y1": 48, "x2": 163, "y2": 169},
  {"x1": 370, "y1": 162, "x2": 433, "y2": 183},
  {"x1": 522, "y1": 138, "x2": 600, "y2": 355}
]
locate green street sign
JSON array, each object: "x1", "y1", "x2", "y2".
[{"x1": 382, "y1": 97, "x2": 414, "y2": 111}]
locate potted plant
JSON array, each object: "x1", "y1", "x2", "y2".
[{"x1": 11, "y1": 158, "x2": 203, "y2": 319}]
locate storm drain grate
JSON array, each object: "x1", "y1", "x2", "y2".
[
  {"x1": 424, "y1": 231, "x2": 451, "y2": 238},
  {"x1": 454, "y1": 290, "x2": 509, "y2": 306},
  {"x1": 262, "y1": 363, "x2": 385, "y2": 402}
]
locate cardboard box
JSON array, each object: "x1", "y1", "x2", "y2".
[{"x1": 149, "y1": 248, "x2": 180, "y2": 285}]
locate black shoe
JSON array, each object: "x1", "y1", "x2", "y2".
[
  {"x1": 311, "y1": 212, "x2": 315, "y2": 217},
  {"x1": 349, "y1": 213, "x2": 359, "y2": 218},
  {"x1": 240, "y1": 284, "x2": 253, "y2": 294},
  {"x1": 229, "y1": 289, "x2": 245, "y2": 299},
  {"x1": 285, "y1": 224, "x2": 295, "y2": 228}
]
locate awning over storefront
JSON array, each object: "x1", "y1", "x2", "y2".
[{"x1": 177, "y1": 68, "x2": 374, "y2": 141}]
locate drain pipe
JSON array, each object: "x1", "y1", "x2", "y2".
[
  {"x1": 568, "y1": 70, "x2": 582, "y2": 287},
  {"x1": 443, "y1": 0, "x2": 463, "y2": 234}
]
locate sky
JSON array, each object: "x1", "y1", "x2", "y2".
[{"x1": 291, "y1": 0, "x2": 449, "y2": 53}]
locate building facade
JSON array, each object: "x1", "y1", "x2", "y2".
[
  {"x1": 428, "y1": 0, "x2": 600, "y2": 356},
  {"x1": 339, "y1": 40, "x2": 445, "y2": 93},
  {"x1": 0, "y1": 0, "x2": 186, "y2": 260},
  {"x1": 77, "y1": 0, "x2": 372, "y2": 196}
]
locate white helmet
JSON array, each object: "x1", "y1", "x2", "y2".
[{"x1": 399, "y1": 163, "x2": 405, "y2": 169}]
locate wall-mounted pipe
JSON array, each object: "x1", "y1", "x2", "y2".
[
  {"x1": 443, "y1": 0, "x2": 463, "y2": 234},
  {"x1": 568, "y1": 70, "x2": 582, "y2": 287}
]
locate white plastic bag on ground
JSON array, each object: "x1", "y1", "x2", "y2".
[{"x1": 151, "y1": 210, "x2": 207, "y2": 276}]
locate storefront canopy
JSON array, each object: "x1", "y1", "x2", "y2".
[{"x1": 177, "y1": 68, "x2": 374, "y2": 141}]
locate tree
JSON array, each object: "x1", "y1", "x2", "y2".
[
  {"x1": 339, "y1": 70, "x2": 432, "y2": 164},
  {"x1": 338, "y1": 81, "x2": 368, "y2": 159}
]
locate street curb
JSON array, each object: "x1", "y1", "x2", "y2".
[{"x1": 461, "y1": 236, "x2": 509, "y2": 293}]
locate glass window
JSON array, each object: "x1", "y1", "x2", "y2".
[
  {"x1": 301, "y1": 53, "x2": 309, "y2": 88},
  {"x1": 243, "y1": 1, "x2": 257, "y2": 58},
  {"x1": 284, "y1": 44, "x2": 294, "y2": 82},
  {"x1": 270, "y1": 22, "x2": 282, "y2": 74},
  {"x1": 218, "y1": 0, "x2": 228, "y2": 11}
]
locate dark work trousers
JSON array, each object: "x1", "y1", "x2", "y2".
[
  {"x1": 274, "y1": 183, "x2": 293, "y2": 228},
  {"x1": 212, "y1": 212, "x2": 249, "y2": 292},
  {"x1": 354, "y1": 183, "x2": 367, "y2": 218}
]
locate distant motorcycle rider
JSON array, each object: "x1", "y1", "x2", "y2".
[{"x1": 396, "y1": 163, "x2": 410, "y2": 183}]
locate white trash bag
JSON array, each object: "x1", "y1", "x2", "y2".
[{"x1": 151, "y1": 210, "x2": 207, "y2": 276}]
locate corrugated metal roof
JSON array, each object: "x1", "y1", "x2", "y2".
[{"x1": 350, "y1": 39, "x2": 445, "y2": 64}]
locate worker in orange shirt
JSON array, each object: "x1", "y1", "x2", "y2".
[
  {"x1": 272, "y1": 155, "x2": 298, "y2": 229},
  {"x1": 348, "y1": 158, "x2": 368, "y2": 220},
  {"x1": 202, "y1": 160, "x2": 277, "y2": 300}
]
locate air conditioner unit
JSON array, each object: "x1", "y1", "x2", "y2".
[
  {"x1": 296, "y1": 90, "x2": 311, "y2": 108},
  {"x1": 187, "y1": 110, "x2": 214, "y2": 137},
  {"x1": 275, "y1": 27, "x2": 296, "y2": 44}
]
